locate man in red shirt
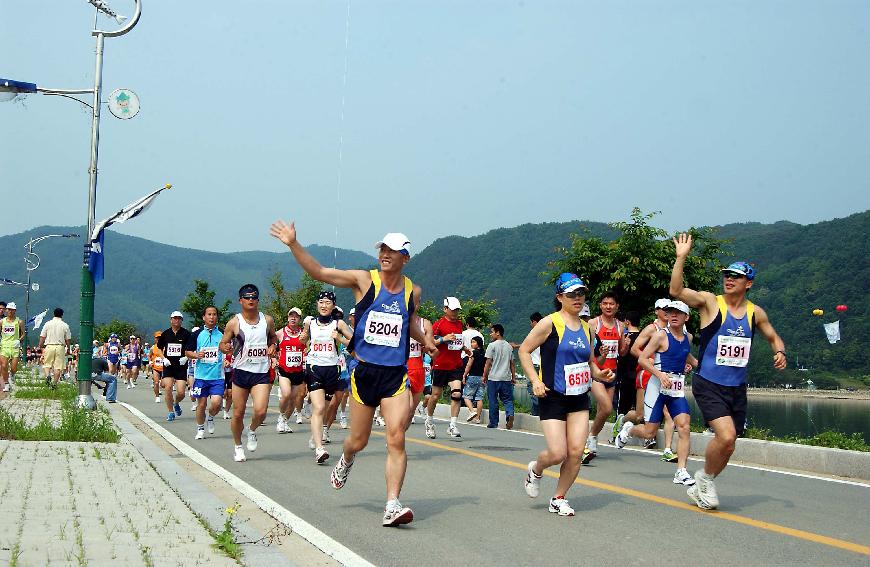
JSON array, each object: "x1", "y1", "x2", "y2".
[{"x1": 425, "y1": 296, "x2": 465, "y2": 439}]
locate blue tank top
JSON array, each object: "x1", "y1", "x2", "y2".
[
  {"x1": 697, "y1": 295, "x2": 755, "y2": 387},
  {"x1": 539, "y1": 312, "x2": 593, "y2": 395},
  {"x1": 655, "y1": 330, "x2": 691, "y2": 373},
  {"x1": 351, "y1": 270, "x2": 414, "y2": 367}
]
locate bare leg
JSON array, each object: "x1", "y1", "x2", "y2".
[
  {"x1": 309, "y1": 389, "x2": 327, "y2": 449},
  {"x1": 663, "y1": 406, "x2": 675, "y2": 450},
  {"x1": 534, "y1": 411, "x2": 589, "y2": 498},
  {"x1": 704, "y1": 416, "x2": 737, "y2": 476},
  {"x1": 589, "y1": 382, "x2": 614, "y2": 438},
  {"x1": 674, "y1": 413, "x2": 691, "y2": 469},
  {"x1": 162, "y1": 376, "x2": 175, "y2": 413},
  {"x1": 231, "y1": 387, "x2": 251, "y2": 445},
  {"x1": 425, "y1": 386, "x2": 443, "y2": 417},
  {"x1": 248, "y1": 383, "x2": 271, "y2": 431},
  {"x1": 380, "y1": 392, "x2": 411, "y2": 500},
  {"x1": 405, "y1": 390, "x2": 424, "y2": 431},
  {"x1": 175, "y1": 379, "x2": 187, "y2": 404}
]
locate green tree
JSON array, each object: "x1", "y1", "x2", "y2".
[
  {"x1": 264, "y1": 271, "x2": 323, "y2": 328},
  {"x1": 94, "y1": 319, "x2": 140, "y2": 343},
  {"x1": 459, "y1": 297, "x2": 499, "y2": 329},
  {"x1": 180, "y1": 279, "x2": 233, "y2": 328},
  {"x1": 416, "y1": 300, "x2": 441, "y2": 322},
  {"x1": 550, "y1": 208, "x2": 728, "y2": 329}
]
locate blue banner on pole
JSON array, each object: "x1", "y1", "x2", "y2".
[{"x1": 88, "y1": 230, "x2": 105, "y2": 284}]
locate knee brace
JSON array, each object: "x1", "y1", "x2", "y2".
[{"x1": 451, "y1": 388, "x2": 463, "y2": 401}]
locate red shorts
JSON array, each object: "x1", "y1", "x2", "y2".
[
  {"x1": 407, "y1": 363, "x2": 425, "y2": 394},
  {"x1": 635, "y1": 368, "x2": 651, "y2": 390}
]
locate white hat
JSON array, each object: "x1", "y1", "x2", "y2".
[
  {"x1": 666, "y1": 300, "x2": 690, "y2": 315},
  {"x1": 287, "y1": 307, "x2": 302, "y2": 316},
  {"x1": 349, "y1": 308, "x2": 355, "y2": 316},
  {"x1": 580, "y1": 303, "x2": 591, "y2": 317},
  {"x1": 654, "y1": 298, "x2": 671, "y2": 310},
  {"x1": 444, "y1": 297, "x2": 462, "y2": 310},
  {"x1": 6, "y1": 302, "x2": 17, "y2": 310},
  {"x1": 170, "y1": 310, "x2": 184, "y2": 319},
  {"x1": 375, "y1": 233, "x2": 411, "y2": 256},
  {"x1": 191, "y1": 327, "x2": 200, "y2": 333}
]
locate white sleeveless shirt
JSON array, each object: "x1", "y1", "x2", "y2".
[
  {"x1": 308, "y1": 319, "x2": 339, "y2": 367},
  {"x1": 232, "y1": 312, "x2": 270, "y2": 373}
]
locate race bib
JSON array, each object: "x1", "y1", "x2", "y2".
[
  {"x1": 409, "y1": 339, "x2": 422, "y2": 358},
  {"x1": 284, "y1": 349, "x2": 303, "y2": 368},
  {"x1": 166, "y1": 343, "x2": 182, "y2": 357},
  {"x1": 200, "y1": 347, "x2": 219, "y2": 364},
  {"x1": 244, "y1": 343, "x2": 269, "y2": 363},
  {"x1": 447, "y1": 337, "x2": 464, "y2": 351},
  {"x1": 564, "y1": 362, "x2": 591, "y2": 396},
  {"x1": 2, "y1": 324, "x2": 14, "y2": 336},
  {"x1": 715, "y1": 336, "x2": 751, "y2": 367},
  {"x1": 601, "y1": 339, "x2": 619, "y2": 359},
  {"x1": 660, "y1": 373, "x2": 685, "y2": 398},
  {"x1": 109, "y1": 345, "x2": 119, "y2": 355},
  {"x1": 364, "y1": 311, "x2": 402, "y2": 348}
]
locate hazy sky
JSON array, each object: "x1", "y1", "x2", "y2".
[{"x1": 2, "y1": 0, "x2": 868, "y2": 255}]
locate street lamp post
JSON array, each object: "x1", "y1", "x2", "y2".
[{"x1": 22, "y1": 234, "x2": 80, "y2": 353}]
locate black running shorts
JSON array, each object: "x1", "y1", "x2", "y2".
[
  {"x1": 538, "y1": 391, "x2": 590, "y2": 421},
  {"x1": 351, "y1": 362, "x2": 407, "y2": 408},
  {"x1": 163, "y1": 362, "x2": 188, "y2": 381},
  {"x1": 278, "y1": 366, "x2": 306, "y2": 386},
  {"x1": 306, "y1": 365, "x2": 340, "y2": 395},
  {"x1": 431, "y1": 368, "x2": 463, "y2": 389},
  {"x1": 692, "y1": 374, "x2": 748, "y2": 436},
  {"x1": 232, "y1": 369, "x2": 271, "y2": 390}
]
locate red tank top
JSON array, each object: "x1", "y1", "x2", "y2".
[
  {"x1": 594, "y1": 316, "x2": 622, "y2": 371},
  {"x1": 278, "y1": 327, "x2": 305, "y2": 373}
]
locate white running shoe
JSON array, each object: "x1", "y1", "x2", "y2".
[
  {"x1": 447, "y1": 424, "x2": 461, "y2": 438},
  {"x1": 301, "y1": 400, "x2": 312, "y2": 419},
  {"x1": 411, "y1": 416, "x2": 416, "y2": 424},
  {"x1": 322, "y1": 427, "x2": 331, "y2": 444},
  {"x1": 614, "y1": 421, "x2": 634, "y2": 449},
  {"x1": 276, "y1": 416, "x2": 287, "y2": 434},
  {"x1": 2, "y1": 385, "x2": 8, "y2": 393},
  {"x1": 309, "y1": 437, "x2": 316, "y2": 450},
  {"x1": 195, "y1": 428, "x2": 205, "y2": 440},
  {"x1": 611, "y1": 414, "x2": 625, "y2": 444},
  {"x1": 340, "y1": 415, "x2": 348, "y2": 429},
  {"x1": 330, "y1": 455, "x2": 354, "y2": 489},
  {"x1": 524, "y1": 461, "x2": 541, "y2": 498},
  {"x1": 587, "y1": 436, "x2": 598, "y2": 454},
  {"x1": 674, "y1": 468, "x2": 695, "y2": 486},
  {"x1": 154, "y1": 396, "x2": 160, "y2": 403},
  {"x1": 375, "y1": 416, "x2": 386, "y2": 427},
  {"x1": 383, "y1": 501, "x2": 414, "y2": 527},
  {"x1": 294, "y1": 410, "x2": 303, "y2": 424},
  {"x1": 246, "y1": 429, "x2": 258, "y2": 452},
  {"x1": 643, "y1": 437, "x2": 658, "y2": 449},
  {"x1": 689, "y1": 471, "x2": 719, "y2": 510},
  {"x1": 466, "y1": 411, "x2": 479, "y2": 423},
  {"x1": 126, "y1": 384, "x2": 131, "y2": 390},
  {"x1": 425, "y1": 420, "x2": 436, "y2": 439},
  {"x1": 315, "y1": 446, "x2": 330, "y2": 464},
  {"x1": 233, "y1": 445, "x2": 246, "y2": 462},
  {"x1": 191, "y1": 402, "x2": 197, "y2": 412},
  {"x1": 131, "y1": 382, "x2": 136, "y2": 388},
  {"x1": 207, "y1": 417, "x2": 215, "y2": 435},
  {"x1": 548, "y1": 497, "x2": 575, "y2": 516}
]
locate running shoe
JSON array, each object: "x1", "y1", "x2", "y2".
[
  {"x1": 411, "y1": 416, "x2": 416, "y2": 424},
  {"x1": 309, "y1": 437, "x2": 316, "y2": 450},
  {"x1": 611, "y1": 414, "x2": 625, "y2": 444},
  {"x1": 174, "y1": 403, "x2": 182, "y2": 417},
  {"x1": 301, "y1": 400, "x2": 312, "y2": 419},
  {"x1": 375, "y1": 416, "x2": 386, "y2": 427},
  {"x1": 643, "y1": 437, "x2": 657, "y2": 449},
  {"x1": 382, "y1": 502, "x2": 414, "y2": 527},
  {"x1": 425, "y1": 420, "x2": 436, "y2": 439},
  {"x1": 703, "y1": 427, "x2": 715, "y2": 436},
  {"x1": 614, "y1": 421, "x2": 634, "y2": 449},
  {"x1": 322, "y1": 427, "x2": 331, "y2": 444},
  {"x1": 233, "y1": 445, "x2": 246, "y2": 462},
  {"x1": 246, "y1": 429, "x2": 258, "y2": 452},
  {"x1": 340, "y1": 414, "x2": 348, "y2": 429},
  {"x1": 506, "y1": 415, "x2": 515, "y2": 430},
  {"x1": 587, "y1": 436, "x2": 598, "y2": 454},
  {"x1": 223, "y1": 410, "x2": 230, "y2": 420},
  {"x1": 689, "y1": 471, "x2": 719, "y2": 510},
  {"x1": 548, "y1": 497, "x2": 575, "y2": 516},
  {"x1": 447, "y1": 424, "x2": 461, "y2": 438},
  {"x1": 131, "y1": 382, "x2": 136, "y2": 388},
  {"x1": 126, "y1": 384, "x2": 131, "y2": 390},
  {"x1": 207, "y1": 417, "x2": 215, "y2": 435},
  {"x1": 581, "y1": 447, "x2": 596, "y2": 464},
  {"x1": 466, "y1": 411, "x2": 479, "y2": 423},
  {"x1": 166, "y1": 412, "x2": 175, "y2": 422},
  {"x1": 661, "y1": 448, "x2": 678, "y2": 463},
  {"x1": 330, "y1": 455, "x2": 354, "y2": 489},
  {"x1": 472, "y1": 417, "x2": 481, "y2": 424},
  {"x1": 155, "y1": 396, "x2": 160, "y2": 403},
  {"x1": 191, "y1": 401, "x2": 197, "y2": 412},
  {"x1": 315, "y1": 446, "x2": 330, "y2": 464},
  {"x1": 294, "y1": 410, "x2": 303, "y2": 424},
  {"x1": 524, "y1": 461, "x2": 541, "y2": 498},
  {"x1": 195, "y1": 428, "x2": 205, "y2": 440},
  {"x1": 276, "y1": 416, "x2": 287, "y2": 434},
  {"x1": 674, "y1": 468, "x2": 695, "y2": 486}
]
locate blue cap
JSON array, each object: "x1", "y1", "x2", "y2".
[
  {"x1": 555, "y1": 273, "x2": 587, "y2": 293},
  {"x1": 722, "y1": 261, "x2": 755, "y2": 281}
]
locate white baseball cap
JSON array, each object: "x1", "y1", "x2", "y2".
[
  {"x1": 6, "y1": 302, "x2": 17, "y2": 310},
  {"x1": 375, "y1": 233, "x2": 411, "y2": 256},
  {"x1": 666, "y1": 300, "x2": 690, "y2": 315},
  {"x1": 579, "y1": 303, "x2": 591, "y2": 317},
  {"x1": 444, "y1": 297, "x2": 462, "y2": 310},
  {"x1": 170, "y1": 310, "x2": 184, "y2": 319},
  {"x1": 288, "y1": 307, "x2": 302, "y2": 317},
  {"x1": 349, "y1": 308, "x2": 355, "y2": 316},
  {"x1": 654, "y1": 298, "x2": 671, "y2": 310}
]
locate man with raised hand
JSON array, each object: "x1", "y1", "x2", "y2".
[
  {"x1": 270, "y1": 220, "x2": 437, "y2": 527},
  {"x1": 670, "y1": 233, "x2": 786, "y2": 510}
]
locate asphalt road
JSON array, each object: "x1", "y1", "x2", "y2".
[{"x1": 118, "y1": 382, "x2": 870, "y2": 567}]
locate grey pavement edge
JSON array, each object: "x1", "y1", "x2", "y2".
[{"x1": 106, "y1": 401, "x2": 297, "y2": 567}]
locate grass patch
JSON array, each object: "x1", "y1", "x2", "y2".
[
  {"x1": 13, "y1": 381, "x2": 77, "y2": 401},
  {"x1": 0, "y1": 398, "x2": 119, "y2": 443},
  {"x1": 211, "y1": 504, "x2": 243, "y2": 560},
  {"x1": 745, "y1": 427, "x2": 870, "y2": 452}
]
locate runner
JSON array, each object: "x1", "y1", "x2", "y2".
[
  {"x1": 583, "y1": 292, "x2": 630, "y2": 463},
  {"x1": 302, "y1": 291, "x2": 352, "y2": 464},
  {"x1": 425, "y1": 296, "x2": 466, "y2": 439},
  {"x1": 324, "y1": 307, "x2": 352, "y2": 437},
  {"x1": 126, "y1": 336, "x2": 141, "y2": 387},
  {"x1": 519, "y1": 273, "x2": 615, "y2": 516},
  {"x1": 156, "y1": 311, "x2": 192, "y2": 422},
  {"x1": 219, "y1": 284, "x2": 279, "y2": 462},
  {"x1": 615, "y1": 301, "x2": 698, "y2": 486},
  {"x1": 670, "y1": 233, "x2": 786, "y2": 509},
  {"x1": 185, "y1": 307, "x2": 225, "y2": 440},
  {"x1": 106, "y1": 333, "x2": 122, "y2": 377},
  {"x1": 222, "y1": 349, "x2": 234, "y2": 419},
  {"x1": 270, "y1": 222, "x2": 437, "y2": 526},
  {"x1": 149, "y1": 332, "x2": 164, "y2": 403},
  {"x1": 275, "y1": 307, "x2": 305, "y2": 434},
  {"x1": 188, "y1": 327, "x2": 199, "y2": 412},
  {"x1": 405, "y1": 314, "x2": 433, "y2": 428},
  {"x1": 0, "y1": 302, "x2": 25, "y2": 393}
]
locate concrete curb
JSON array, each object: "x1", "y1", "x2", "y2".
[
  {"x1": 106, "y1": 402, "x2": 295, "y2": 567},
  {"x1": 430, "y1": 404, "x2": 870, "y2": 481}
]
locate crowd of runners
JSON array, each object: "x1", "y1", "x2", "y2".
[{"x1": 0, "y1": 227, "x2": 787, "y2": 527}]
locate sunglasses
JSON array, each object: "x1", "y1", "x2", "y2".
[
  {"x1": 562, "y1": 291, "x2": 586, "y2": 299},
  {"x1": 722, "y1": 272, "x2": 746, "y2": 280},
  {"x1": 241, "y1": 294, "x2": 259, "y2": 301}
]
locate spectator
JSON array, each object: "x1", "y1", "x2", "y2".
[
  {"x1": 38, "y1": 308, "x2": 72, "y2": 387},
  {"x1": 483, "y1": 324, "x2": 516, "y2": 429},
  {"x1": 91, "y1": 356, "x2": 118, "y2": 403},
  {"x1": 461, "y1": 336, "x2": 486, "y2": 424}
]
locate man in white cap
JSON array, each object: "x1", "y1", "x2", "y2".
[
  {"x1": 156, "y1": 311, "x2": 191, "y2": 422},
  {"x1": 425, "y1": 296, "x2": 466, "y2": 439},
  {"x1": 0, "y1": 302, "x2": 25, "y2": 393},
  {"x1": 270, "y1": 220, "x2": 437, "y2": 527}
]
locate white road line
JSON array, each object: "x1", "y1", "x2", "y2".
[
  {"x1": 428, "y1": 416, "x2": 870, "y2": 488},
  {"x1": 121, "y1": 403, "x2": 375, "y2": 567}
]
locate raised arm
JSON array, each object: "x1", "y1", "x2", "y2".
[
  {"x1": 753, "y1": 306, "x2": 787, "y2": 370},
  {"x1": 671, "y1": 233, "x2": 718, "y2": 324}
]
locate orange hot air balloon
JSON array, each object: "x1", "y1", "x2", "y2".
[{"x1": 812, "y1": 309, "x2": 824, "y2": 316}]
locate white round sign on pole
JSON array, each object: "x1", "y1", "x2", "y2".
[
  {"x1": 31, "y1": 283, "x2": 39, "y2": 291},
  {"x1": 108, "y1": 88, "x2": 140, "y2": 119}
]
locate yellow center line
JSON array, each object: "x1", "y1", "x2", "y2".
[{"x1": 378, "y1": 432, "x2": 870, "y2": 556}]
